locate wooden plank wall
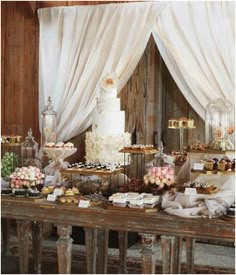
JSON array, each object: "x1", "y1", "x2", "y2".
[{"x1": 1, "y1": 1, "x2": 204, "y2": 164}]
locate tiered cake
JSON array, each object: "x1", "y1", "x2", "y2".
[{"x1": 85, "y1": 74, "x2": 131, "y2": 165}]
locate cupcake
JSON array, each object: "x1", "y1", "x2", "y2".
[
  {"x1": 55, "y1": 142, "x2": 64, "y2": 148},
  {"x1": 64, "y1": 142, "x2": 74, "y2": 148},
  {"x1": 217, "y1": 159, "x2": 227, "y2": 171},
  {"x1": 204, "y1": 160, "x2": 214, "y2": 171},
  {"x1": 179, "y1": 117, "x2": 188, "y2": 128},
  {"x1": 45, "y1": 142, "x2": 55, "y2": 148},
  {"x1": 65, "y1": 188, "x2": 74, "y2": 196},
  {"x1": 168, "y1": 119, "x2": 176, "y2": 128},
  {"x1": 187, "y1": 118, "x2": 194, "y2": 128}
]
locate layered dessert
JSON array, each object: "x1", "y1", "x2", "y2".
[{"x1": 85, "y1": 73, "x2": 131, "y2": 165}]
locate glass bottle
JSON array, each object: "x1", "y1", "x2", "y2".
[
  {"x1": 41, "y1": 97, "x2": 57, "y2": 147},
  {"x1": 21, "y1": 128, "x2": 39, "y2": 166}
]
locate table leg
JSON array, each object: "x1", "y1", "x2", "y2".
[
  {"x1": 139, "y1": 233, "x2": 156, "y2": 274},
  {"x1": 97, "y1": 228, "x2": 109, "y2": 274},
  {"x1": 56, "y1": 224, "x2": 73, "y2": 274},
  {"x1": 32, "y1": 221, "x2": 43, "y2": 274},
  {"x1": 161, "y1": 235, "x2": 182, "y2": 274},
  {"x1": 84, "y1": 227, "x2": 97, "y2": 274},
  {"x1": 118, "y1": 231, "x2": 128, "y2": 273},
  {"x1": 185, "y1": 238, "x2": 195, "y2": 273},
  {"x1": 16, "y1": 220, "x2": 31, "y2": 274},
  {"x1": 1, "y1": 218, "x2": 11, "y2": 256}
]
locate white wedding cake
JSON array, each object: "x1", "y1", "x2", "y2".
[{"x1": 85, "y1": 73, "x2": 131, "y2": 165}]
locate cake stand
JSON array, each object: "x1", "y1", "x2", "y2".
[{"x1": 43, "y1": 147, "x2": 77, "y2": 184}]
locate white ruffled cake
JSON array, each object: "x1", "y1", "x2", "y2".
[{"x1": 85, "y1": 76, "x2": 131, "y2": 165}]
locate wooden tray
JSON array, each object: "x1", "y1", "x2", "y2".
[
  {"x1": 61, "y1": 167, "x2": 123, "y2": 177},
  {"x1": 191, "y1": 169, "x2": 235, "y2": 175},
  {"x1": 104, "y1": 203, "x2": 161, "y2": 213},
  {"x1": 119, "y1": 148, "x2": 158, "y2": 155}
]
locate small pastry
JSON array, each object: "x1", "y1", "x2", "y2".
[
  {"x1": 55, "y1": 141, "x2": 64, "y2": 148},
  {"x1": 59, "y1": 197, "x2": 66, "y2": 203},
  {"x1": 41, "y1": 187, "x2": 50, "y2": 195},
  {"x1": 217, "y1": 159, "x2": 227, "y2": 171},
  {"x1": 204, "y1": 160, "x2": 214, "y2": 170},
  {"x1": 65, "y1": 188, "x2": 74, "y2": 196},
  {"x1": 64, "y1": 142, "x2": 74, "y2": 148},
  {"x1": 45, "y1": 142, "x2": 55, "y2": 148},
  {"x1": 72, "y1": 187, "x2": 79, "y2": 195}
]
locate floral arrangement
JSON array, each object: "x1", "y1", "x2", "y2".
[
  {"x1": 9, "y1": 166, "x2": 45, "y2": 189},
  {"x1": 100, "y1": 73, "x2": 119, "y2": 93}
]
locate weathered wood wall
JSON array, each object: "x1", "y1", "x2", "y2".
[{"x1": 1, "y1": 1, "x2": 204, "y2": 163}]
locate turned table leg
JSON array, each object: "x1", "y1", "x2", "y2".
[
  {"x1": 139, "y1": 233, "x2": 156, "y2": 274},
  {"x1": 84, "y1": 227, "x2": 97, "y2": 274},
  {"x1": 16, "y1": 220, "x2": 31, "y2": 274},
  {"x1": 1, "y1": 218, "x2": 11, "y2": 256},
  {"x1": 56, "y1": 224, "x2": 73, "y2": 274},
  {"x1": 97, "y1": 228, "x2": 109, "y2": 274},
  {"x1": 185, "y1": 238, "x2": 195, "y2": 273},
  {"x1": 32, "y1": 221, "x2": 43, "y2": 274},
  {"x1": 118, "y1": 231, "x2": 128, "y2": 274},
  {"x1": 161, "y1": 235, "x2": 182, "y2": 274}
]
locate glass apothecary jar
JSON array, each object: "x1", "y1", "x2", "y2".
[
  {"x1": 41, "y1": 96, "x2": 57, "y2": 147},
  {"x1": 21, "y1": 129, "x2": 39, "y2": 166},
  {"x1": 205, "y1": 98, "x2": 235, "y2": 151},
  {"x1": 143, "y1": 143, "x2": 175, "y2": 194}
]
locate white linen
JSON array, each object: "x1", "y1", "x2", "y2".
[
  {"x1": 152, "y1": 1, "x2": 235, "y2": 119},
  {"x1": 38, "y1": 2, "x2": 164, "y2": 141},
  {"x1": 38, "y1": 1, "x2": 234, "y2": 141},
  {"x1": 162, "y1": 174, "x2": 235, "y2": 218}
]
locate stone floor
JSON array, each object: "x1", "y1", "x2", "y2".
[{"x1": 1, "y1": 235, "x2": 235, "y2": 274}]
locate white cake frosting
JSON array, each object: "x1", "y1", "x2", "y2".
[
  {"x1": 85, "y1": 132, "x2": 130, "y2": 164},
  {"x1": 85, "y1": 85, "x2": 131, "y2": 164}
]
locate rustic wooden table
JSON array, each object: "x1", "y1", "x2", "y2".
[{"x1": 1, "y1": 196, "x2": 235, "y2": 274}]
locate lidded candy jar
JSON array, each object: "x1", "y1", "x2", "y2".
[
  {"x1": 21, "y1": 128, "x2": 39, "y2": 166},
  {"x1": 205, "y1": 98, "x2": 235, "y2": 151},
  {"x1": 41, "y1": 96, "x2": 57, "y2": 147},
  {"x1": 143, "y1": 143, "x2": 175, "y2": 194}
]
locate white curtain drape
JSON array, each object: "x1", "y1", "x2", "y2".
[
  {"x1": 38, "y1": 2, "x2": 166, "y2": 142},
  {"x1": 152, "y1": 1, "x2": 235, "y2": 119},
  {"x1": 38, "y1": 1, "x2": 235, "y2": 142}
]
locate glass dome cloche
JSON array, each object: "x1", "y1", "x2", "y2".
[
  {"x1": 205, "y1": 98, "x2": 235, "y2": 151},
  {"x1": 41, "y1": 96, "x2": 57, "y2": 147}
]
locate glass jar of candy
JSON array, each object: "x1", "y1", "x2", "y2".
[{"x1": 143, "y1": 143, "x2": 175, "y2": 194}]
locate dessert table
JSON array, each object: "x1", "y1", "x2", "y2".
[{"x1": 1, "y1": 195, "x2": 234, "y2": 274}]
